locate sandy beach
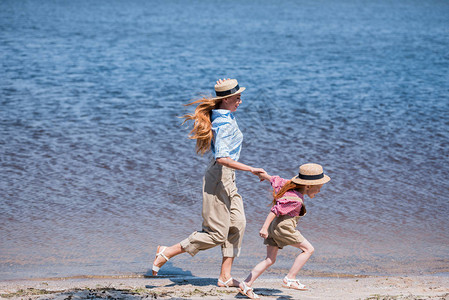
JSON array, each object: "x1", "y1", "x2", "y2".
[
  {"x1": 1, "y1": 1, "x2": 449, "y2": 299},
  {"x1": 0, "y1": 275, "x2": 447, "y2": 300}
]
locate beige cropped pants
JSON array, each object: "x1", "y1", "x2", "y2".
[{"x1": 180, "y1": 160, "x2": 246, "y2": 258}]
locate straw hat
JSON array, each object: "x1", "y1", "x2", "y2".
[
  {"x1": 291, "y1": 163, "x2": 331, "y2": 185},
  {"x1": 212, "y1": 79, "x2": 246, "y2": 100}
]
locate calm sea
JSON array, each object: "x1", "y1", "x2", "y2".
[{"x1": 1, "y1": 0, "x2": 448, "y2": 280}]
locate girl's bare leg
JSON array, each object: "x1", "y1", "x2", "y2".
[
  {"x1": 238, "y1": 245, "x2": 278, "y2": 298},
  {"x1": 244, "y1": 245, "x2": 279, "y2": 286},
  {"x1": 284, "y1": 239, "x2": 314, "y2": 287}
]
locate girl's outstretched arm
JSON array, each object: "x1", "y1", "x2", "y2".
[{"x1": 259, "y1": 211, "x2": 276, "y2": 239}]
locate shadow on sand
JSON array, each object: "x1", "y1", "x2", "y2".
[
  {"x1": 251, "y1": 288, "x2": 293, "y2": 299},
  {"x1": 144, "y1": 262, "x2": 291, "y2": 299},
  {"x1": 145, "y1": 261, "x2": 218, "y2": 288}
]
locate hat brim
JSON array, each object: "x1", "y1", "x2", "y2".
[
  {"x1": 211, "y1": 87, "x2": 246, "y2": 101},
  {"x1": 291, "y1": 174, "x2": 330, "y2": 186}
]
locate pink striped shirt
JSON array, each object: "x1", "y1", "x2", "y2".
[{"x1": 270, "y1": 176, "x2": 304, "y2": 217}]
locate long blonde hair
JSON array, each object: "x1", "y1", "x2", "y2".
[
  {"x1": 182, "y1": 97, "x2": 222, "y2": 155},
  {"x1": 271, "y1": 180, "x2": 306, "y2": 206}
]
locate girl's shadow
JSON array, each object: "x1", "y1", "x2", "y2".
[{"x1": 250, "y1": 288, "x2": 292, "y2": 299}]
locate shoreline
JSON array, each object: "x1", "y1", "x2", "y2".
[{"x1": 1, "y1": 274, "x2": 448, "y2": 299}]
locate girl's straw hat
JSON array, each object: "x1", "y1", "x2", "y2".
[
  {"x1": 212, "y1": 79, "x2": 246, "y2": 100},
  {"x1": 291, "y1": 163, "x2": 331, "y2": 185}
]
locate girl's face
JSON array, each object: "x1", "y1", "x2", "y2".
[
  {"x1": 305, "y1": 184, "x2": 323, "y2": 198},
  {"x1": 221, "y1": 94, "x2": 242, "y2": 112}
]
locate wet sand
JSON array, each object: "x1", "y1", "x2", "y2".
[{"x1": 0, "y1": 275, "x2": 447, "y2": 299}]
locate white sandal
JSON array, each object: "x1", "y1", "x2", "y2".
[
  {"x1": 239, "y1": 281, "x2": 260, "y2": 299},
  {"x1": 282, "y1": 276, "x2": 308, "y2": 290},
  {"x1": 217, "y1": 277, "x2": 233, "y2": 288},
  {"x1": 152, "y1": 246, "x2": 169, "y2": 275}
]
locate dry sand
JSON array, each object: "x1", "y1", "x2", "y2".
[{"x1": 0, "y1": 275, "x2": 448, "y2": 300}]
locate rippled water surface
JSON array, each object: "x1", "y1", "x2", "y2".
[{"x1": 1, "y1": 0, "x2": 448, "y2": 280}]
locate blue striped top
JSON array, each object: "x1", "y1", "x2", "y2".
[{"x1": 211, "y1": 109, "x2": 243, "y2": 161}]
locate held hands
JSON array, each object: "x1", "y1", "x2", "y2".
[
  {"x1": 250, "y1": 168, "x2": 267, "y2": 181},
  {"x1": 253, "y1": 169, "x2": 271, "y2": 181},
  {"x1": 250, "y1": 167, "x2": 265, "y2": 175},
  {"x1": 259, "y1": 227, "x2": 268, "y2": 239},
  {"x1": 257, "y1": 170, "x2": 269, "y2": 181}
]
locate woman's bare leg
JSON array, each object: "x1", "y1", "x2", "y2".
[
  {"x1": 217, "y1": 257, "x2": 240, "y2": 287},
  {"x1": 152, "y1": 243, "x2": 185, "y2": 275}
]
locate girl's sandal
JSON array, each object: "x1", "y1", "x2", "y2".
[
  {"x1": 239, "y1": 281, "x2": 260, "y2": 299},
  {"x1": 152, "y1": 245, "x2": 169, "y2": 276},
  {"x1": 282, "y1": 276, "x2": 308, "y2": 291}
]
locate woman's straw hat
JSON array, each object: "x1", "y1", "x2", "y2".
[
  {"x1": 291, "y1": 163, "x2": 331, "y2": 185},
  {"x1": 212, "y1": 79, "x2": 246, "y2": 100}
]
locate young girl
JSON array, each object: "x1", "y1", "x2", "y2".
[{"x1": 238, "y1": 163, "x2": 330, "y2": 299}]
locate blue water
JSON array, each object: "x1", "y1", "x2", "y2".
[{"x1": 1, "y1": 0, "x2": 448, "y2": 280}]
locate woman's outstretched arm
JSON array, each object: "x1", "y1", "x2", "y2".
[{"x1": 216, "y1": 157, "x2": 265, "y2": 176}]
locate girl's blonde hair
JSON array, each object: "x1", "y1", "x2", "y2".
[
  {"x1": 182, "y1": 97, "x2": 221, "y2": 155},
  {"x1": 271, "y1": 180, "x2": 305, "y2": 206}
]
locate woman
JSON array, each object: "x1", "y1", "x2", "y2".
[{"x1": 152, "y1": 78, "x2": 265, "y2": 288}]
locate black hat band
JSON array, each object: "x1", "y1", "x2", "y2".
[
  {"x1": 297, "y1": 173, "x2": 324, "y2": 180},
  {"x1": 215, "y1": 84, "x2": 240, "y2": 97}
]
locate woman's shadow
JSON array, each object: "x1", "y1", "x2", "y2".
[{"x1": 144, "y1": 261, "x2": 215, "y2": 287}]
